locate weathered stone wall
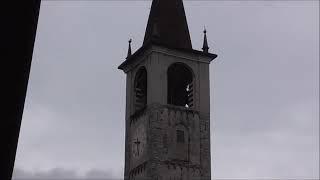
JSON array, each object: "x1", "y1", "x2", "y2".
[
  {"x1": 146, "y1": 104, "x2": 207, "y2": 180},
  {"x1": 200, "y1": 114, "x2": 211, "y2": 179}
]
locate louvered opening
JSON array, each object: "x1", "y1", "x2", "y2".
[
  {"x1": 176, "y1": 130, "x2": 185, "y2": 143},
  {"x1": 134, "y1": 67, "x2": 147, "y2": 112}
]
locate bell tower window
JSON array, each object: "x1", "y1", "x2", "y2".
[
  {"x1": 134, "y1": 67, "x2": 147, "y2": 112},
  {"x1": 167, "y1": 63, "x2": 194, "y2": 108}
]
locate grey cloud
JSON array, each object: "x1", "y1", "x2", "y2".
[
  {"x1": 12, "y1": 168, "x2": 116, "y2": 180},
  {"x1": 12, "y1": 168, "x2": 78, "y2": 179},
  {"x1": 84, "y1": 169, "x2": 115, "y2": 179}
]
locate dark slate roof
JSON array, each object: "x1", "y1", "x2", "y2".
[
  {"x1": 118, "y1": 0, "x2": 218, "y2": 71},
  {"x1": 143, "y1": 0, "x2": 192, "y2": 49}
]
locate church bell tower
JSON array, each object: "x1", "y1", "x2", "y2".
[{"x1": 118, "y1": 0, "x2": 217, "y2": 179}]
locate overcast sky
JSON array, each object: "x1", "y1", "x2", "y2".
[{"x1": 13, "y1": 0, "x2": 319, "y2": 179}]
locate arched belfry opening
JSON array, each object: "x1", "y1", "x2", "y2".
[
  {"x1": 134, "y1": 67, "x2": 147, "y2": 111},
  {"x1": 167, "y1": 63, "x2": 194, "y2": 108}
]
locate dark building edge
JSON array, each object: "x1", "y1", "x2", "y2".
[{"x1": 1, "y1": 1, "x2": 41, "y2": 179}]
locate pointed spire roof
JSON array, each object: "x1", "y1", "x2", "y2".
[
  {"x1": 143, "y1": 0, "x2": 192, "y2": 49},
  {"x1": 202, "y1": 28, "x2": 209, "y2": 53},
  {"x1": 118, "y1": 1, "x2": 218, "y2": 71}
]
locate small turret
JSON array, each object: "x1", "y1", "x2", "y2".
[
  {"x1": 202, "y1": 28, "x2": 209, "y2": 53},
  {"x1": 126, "y1": 39, "x2": 132, "y2": 59}
]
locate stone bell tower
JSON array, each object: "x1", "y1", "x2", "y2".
[{"x1": 118, "y1": 0, "x2": 217, "y2": 179}]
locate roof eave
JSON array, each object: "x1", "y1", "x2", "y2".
[{"x1": 118, "y1": 42, "x2": 218, "y2": 71}]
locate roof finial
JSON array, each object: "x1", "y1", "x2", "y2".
[
  {"x1": 126, "y1": 38, "x2": 132, "y2": 59},
  {"x1": 202, "y1": 26, "x2": 209, "y2": 53}
]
